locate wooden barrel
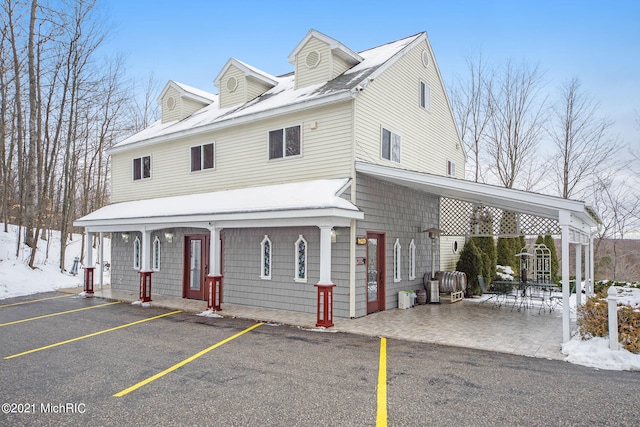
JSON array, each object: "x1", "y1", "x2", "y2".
[{"x1": 455, "y1": 271, "x2": 467, "y2": 292}]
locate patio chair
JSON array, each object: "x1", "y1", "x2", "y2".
[{"x1": 478, "y1": 275, "x2": 499, "y2": 306}]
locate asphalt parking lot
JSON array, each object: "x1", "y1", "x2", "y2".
[{"x1": 1, "y1": 292, "x2": 639, "y2": 426}]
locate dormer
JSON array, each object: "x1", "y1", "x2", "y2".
[
  {"x1": 214, "y1": 58, "x2": 278, "y2": 109},
  {"x1": 158, "y1": 81, "x2": 216, "y2": 124},
  {"x1": 288, "y1": 29, "x2": 363, "y2": 90}
]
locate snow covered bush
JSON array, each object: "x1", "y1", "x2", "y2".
[{"x1": 578, "y1": 284, "x2": 640, "y2": 354}]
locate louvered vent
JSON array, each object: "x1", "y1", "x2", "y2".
[
  {"x1": 305, "y1": 50, "x2": 320, "y2": 69},
  {"x1": 227, "y1": 76, "x2": 238, "y2": 92}
]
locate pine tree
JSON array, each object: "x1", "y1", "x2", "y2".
[{"x1": 456, "y1": 239, "x2": 484, "y2": 296}]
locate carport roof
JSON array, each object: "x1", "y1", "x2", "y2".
[{"x1": 355, "y1": 161, "x2": 600, "y2": 234}]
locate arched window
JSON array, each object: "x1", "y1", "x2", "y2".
[
  {"x1": 133, "y1": 236, "x2": 141, "y2": 270},
  {"x1": 260, "y1": 235, "x2": 272, "y2": 280},
  {"x1": 294, "y1": 235, "x2": 307, "y2": 283},
  {"x1": 409, "y1": 239, "x2": 416, "y2": 280},
  {"x1": 152, "y1": 236, "x2": 161, "y2": 271},
  {"x1": 394, "y1": 238, "x2": 401, "y2": 282}
]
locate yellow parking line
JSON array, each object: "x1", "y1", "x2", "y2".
[
  {"x1": 114, "y1": 322, "x2": 264, "y2": 397},
  {"x1": 4, "y1": 310, "x2": 182, "y2": 359},
  {"x1": 0, "y1": 294, "x2": 70, "y2": 308},
  {"x1": 376, "y1": 337, "x2": 387, "y2": 427},
  {"x1": 0, "y1": 301, "x2": 121, "y2": 327}
]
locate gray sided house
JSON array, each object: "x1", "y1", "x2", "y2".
[{"x1": 75, "y1": 29, "x2": 599, "y2": 340}]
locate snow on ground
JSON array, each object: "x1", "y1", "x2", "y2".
[
  {"x1": 0, "y1": 223, "x2": 638, "y2": 371},
  {"x1": 0, "y1": 223, "x2": 110, "y2": 299}
]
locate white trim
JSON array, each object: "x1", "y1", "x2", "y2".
[{"x1": 288, "y1": 29, "x2": 363, "y2": 65}]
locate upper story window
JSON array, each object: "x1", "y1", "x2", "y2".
[
  {"x1": 420, "y1": 81, "x2": 431, "y2": 111},
  {"x1": 191, "y1": 143, "x2": 215, "y2": 172},
  {"x1": 133, "y1": 156, "x2": 151, "y2": 181},
  {"x1": 269, "y1": 125, "x2": 301, "y2": 160},
  {"x1": 447, "y1": 160, "x2": 456, "y2": 177},
  {"x1": 382, "y1": 128, "x2": 401, "y2": 163}
]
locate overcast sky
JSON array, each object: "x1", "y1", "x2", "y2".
[{"x1": 98, "y1": 0, "x2": 639, "y2": 150}]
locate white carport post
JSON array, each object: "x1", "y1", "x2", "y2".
[
  {"x1": 588, "y1": 237, "x2": 595, "y2": 296},
  {"x1": 560, "y1": 211, "x2": 571, "y2": 343}
]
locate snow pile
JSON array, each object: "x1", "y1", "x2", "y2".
[{"x1": 563, "y1": 337, "x2": 640, "y2": 371}]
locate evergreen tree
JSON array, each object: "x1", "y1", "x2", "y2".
[
  {"x1": 456, "y1": 239, "x2": 484, "y2": 296},
  {"x1": 543, "y1": 235, "x2": 560, "y2": 283},
  {"x1": 471, "y1": 236, "x2": 497, "y2": 283}
]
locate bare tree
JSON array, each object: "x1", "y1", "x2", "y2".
[
  {"x1": 486, "y1": 60, "x2": 547, "y2": 189},
  {"x1": 549, "y1": 77, "x2": 617, "y2": 200},
  {"x1": 451, "y1": 52, "x2": 493, "y2": 183}
]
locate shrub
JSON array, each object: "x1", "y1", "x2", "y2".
[
  {"x1": 578, "y1": 286, "x2": 640, "y2": 354},
  {"x1": 456, "y1": 239, "x2": 484, "y2": 297}
]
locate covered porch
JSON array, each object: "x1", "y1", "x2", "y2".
[{"x1": 356, "y1": 161, "x2": 601, "y2": 343}]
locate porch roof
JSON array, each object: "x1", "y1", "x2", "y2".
[
  {"x1": 355, "y1": 161, "x2": 600, "y2": 237},
  {"x1": 74, "y1": 178, "x2": 363, "y2": 232}
]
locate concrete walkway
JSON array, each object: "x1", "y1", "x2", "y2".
[{"x1": 58, "y1": 286, "x2": 573, "y2": 361}]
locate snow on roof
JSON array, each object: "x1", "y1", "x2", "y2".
[
  {"x1": 75, "y1": 179, "x2": 359, "y2": 225},
  {"x1": 111, "y1": 33, "x2": 424, "y2": 151},
  {"x1": 172, "y1": 81, "x2": 217, "y2": 102}
]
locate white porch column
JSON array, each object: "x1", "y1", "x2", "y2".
[
  {"x1": 140, "y1": 230, "x2": 151, "y2": 271},
  {"x1": 98, "y1": 232, "x2": 104, "y2": 289},
  {"x1": 575, "y1": 243, "x2": 582, "y2": 307},
  {"x1": 318, "y1": 226, "x2": 333, "y2": 285},
  {"x1": 589, "y1": 237, "x2": 595, "y2": 296},
  {"x1": 208, "y1": 226, "x2": 221, "y2": 276},
  {"x1": 560, "y1": 212, "x2": 571, "y2": 343},
  {"x1": 86, "y1": 231, "x2": 94, "y2": 267},
  {"x1": 349, "y1": 219, "x2": 356, "y2": 318}
]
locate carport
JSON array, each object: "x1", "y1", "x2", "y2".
[{"x1": 355, "y1": 161, "x2": 601, "y2": 343}]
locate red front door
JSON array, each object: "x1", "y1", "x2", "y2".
[
  {"x1": 183, "y1": 234, "x2": 209, "y2": 300},
  {"x1": 366, "y1": 232, "x2": 386, "y2": 313}
]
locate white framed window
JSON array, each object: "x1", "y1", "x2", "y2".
[
  {"x1": 133, "y1": 156, "x2": 151, "y2": 180},
  {"x1": 191, "y1": 143, "x2": 215, "y2": 172},
  {"x1": 133, "y1": 236, "x2": 141, "y2": 270},
  {"x1": 420, "y1": 80, "x2": 431, "y2": 111},
  {"x1": 269, "y1": 125, "x2": 301, "y2": 160},
  {"x1": 382, "y1": 128, "x2": 401, "y2": 163},
  {"x1": 260, "y1": 235, "x2": 272, "y2": 280},
  {"x1": 152, "y1": 236, "x2": 161, "y2": 271},
  {"x1": 294, "y1": 235, "x2": 307, "y2": 283},
  {"x1": 393, "y1": 238, "x2": 401, "y2": 282},
  {"x1": 447, "y1": 160, "x2": 456, "y2": 177},
  {"x1": 409, "y1": 239, "x2": 416, "y2": 280}
]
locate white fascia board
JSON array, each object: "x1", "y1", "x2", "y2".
[
  {"x1": 108, "y1": 91, "x2": 353, "y2": 155},
  {"x1": 76, "y1": 208, "x2": 362, "y2": 233},
  {"x1": 355, "y1": 161, "x2": 592, "y2": 220}
]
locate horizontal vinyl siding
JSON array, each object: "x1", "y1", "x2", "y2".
[
  {"x1": 439, "y1": 235, "x2": 465, "y2": 272},
  {"x1": 110, "y1": 101, "x2": 354, "y2": 202},
  {"x1": 218, "y1": 65, "x2": 245, "y2": 108},
  {"x1": 354, "y1": 40, "x2": 464, "y2": 176},
  {"x1": 161, "y1": 87, "x2": 182, "y2": 123},
  {"x1": 181, "y1": 97, "x2": 206, "y2": 119},
  {"x1": 332, "y1": 54, "x2": 352, "y2": 79},
  {"x1": 295, "y1": 37, "x2": 331, "y2": 89},
  {"x1": 247, "y1": 79, "x2": 271, "y2": 101}
]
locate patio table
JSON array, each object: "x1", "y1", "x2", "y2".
[{"x1": 492, "y1": 281, "x2": 560, "y2": 312}]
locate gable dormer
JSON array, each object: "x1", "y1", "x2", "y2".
[
  {"x1": 214, "y1": 58, "x2": 278, "y2": 109},
  {"x1": 158, "y1": 81, "x2": 216, "y2": 124},
  {"x1": 288, "y1": 29, "x2": 363, "y2": 90}
]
